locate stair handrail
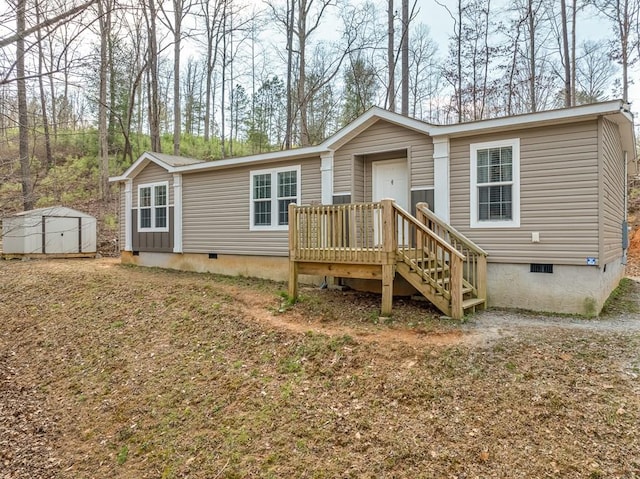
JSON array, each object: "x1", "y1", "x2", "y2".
[
  {"x1": 391, "y1": 202, "x2": 466, "y2": 261},
  {"x1": 415, "y1": 203, "x2": 488, "y2": 257},
  {"x1": 391, "y1": 202, "x2": 465, "y2": 318}
]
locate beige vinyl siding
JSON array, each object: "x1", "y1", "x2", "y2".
[
  {"x1": 600, "y1": 118, "x2": 625, "y2": 264},
  {"x1": 182, "y1": 158, "x2": 321, "y2": 255},
  {"x1": 333, "y1": 120, "x2": 434, "y2": 195},
  {"x1": 450, "y1": 120, "x2": 599, "y2": 264},
  {"x1": 132, "y1": 162, "x2": 173, "y2": 207}
]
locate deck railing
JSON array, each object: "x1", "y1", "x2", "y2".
[
  {"x1": 415, "y1": 202, "x2": 488, "y2": 301},
  {"x1": 289, "y1": 202, "x2": 388, "y2": 264},
  {"x1": 393, "y1": 203, "x2": 465, "y2": 306},
  {"x1": 288, "y1": 200, "x2": 488, "y2": 319}
]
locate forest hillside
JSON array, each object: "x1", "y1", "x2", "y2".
[{"x1": 2, "y1": 0, "x2": 640, "y2": 255}]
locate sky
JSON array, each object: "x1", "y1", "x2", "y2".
[{"x1": 414, "y1": 0, "x2": 640, "y2": 112}]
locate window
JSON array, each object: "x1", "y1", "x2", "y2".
[
  {"x1": 250, "y1": 166, "x2": 301, "y2": 230},
  {"x1": 470, "y1": 139, "x2": 520, "y2": 228},
  {"x1": 138, "y1": 181, "x2": 169, "y2": 232}
]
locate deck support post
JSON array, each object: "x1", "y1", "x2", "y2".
[
  {"x1": 381, "y1": 264, "x2": 394, "y2": 316},
  {"x1": 380, "y1": 199, "x2": 396, "y2": 316},
  {"x1": 477, "y1": 255, "x2": 487, "y2": 303},
  {"x1": 288, "y1": 203, "x2": 298, "y2": 301},
  {"x1": 289, "y1": 261, "x2": 298, "y2": 300},
  {"x1": 450, "y1": 257, "x2": 463, "y2": 320}
]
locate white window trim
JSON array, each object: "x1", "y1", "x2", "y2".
[
  {"x1": 137, "y1": 181, "x2": 170, "y2": 233},
  {"x1": 470, "y1": 138, "x2": 520, "y2": 229},
  {"x1": 250, "y1": 165, "x2": 301, "y2": 231}
]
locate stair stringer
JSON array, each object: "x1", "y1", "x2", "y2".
[{"x1": 395, "y1": 261, "x2": 452, "y2": 317}]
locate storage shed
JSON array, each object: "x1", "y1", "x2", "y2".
[{"x1": 1, "y1": 206, "x2": 97, "y2": 258}]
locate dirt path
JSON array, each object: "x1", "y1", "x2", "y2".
[{"x1": 11, "y1": 257, "x2": 640, "y2": 349}]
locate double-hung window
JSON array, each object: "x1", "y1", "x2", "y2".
[
  {"x1": 250, "y1": 166, "x2": 301, "y2": 230},
  {"x1": 138, "y1": 181, "x2": 169, "y2": 232},
  {"x1": 470, "y1": 139, "x2": 520, "y2": 228}
]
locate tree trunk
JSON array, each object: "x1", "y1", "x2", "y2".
[
  {"x1": 108, "y1": 29, "x2": 117, "y2": 147},
  {"x1": 456, "y1": 0, "x2": 462, "y2": 122},
  {"x1": 36, "y1": 0, "x2": 53, "y2": 171},
  {"x1": 16, "y1": 0, "x2": 33, "y2": 210},
  {"x1": 571, "y1": 0, "x2": 576, "y2": 105},
  {"x1": 146, "y1": 0, "x2": 161, "y2": 152},
  {"x1": 284, "y1": 0, "x2": 295, "y2": 148},
  {"x1": 47, "y1": 37, "x2": 57, "y2": 142},
  {"x1": 401, "y1": 0, "x2": 409, "y2": 116},
  {"x1": 528, "y1": 0, "x2": 536, "y2": 112},
  {"x1": 229, "y1": 17, "x2": 234, "y2": 157},
  {"x1": 221, "y1": 1, "x2": 227, "y2": 158},
  {"x1": 560, "y1": 0, "x2": 571, "y2": 107},
  {"x1": 298, "y1": 0, "x2": 309, "y2": 146},
  {"x1": 387, "y1": 0, "x2": 395, "y2": 112},
  {"x1": 98, "y1": 0, "x2": 111, "y2": 203},
  {"x1": 173, "y1": 0, "x2": 182, "y2": 155}
]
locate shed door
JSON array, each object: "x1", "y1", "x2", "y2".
[{"x1": 44, "y1": 217, "x2": 79, "y2": 254}]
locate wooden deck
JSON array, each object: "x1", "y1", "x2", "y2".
[{"x1": 288, "y1": 200, "x2": 487, "y2": 319}]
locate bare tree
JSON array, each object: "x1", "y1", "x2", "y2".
[
  {"x1": 159, "y1": 0, "x2": 194, "y2": 155},
  {"x1": 15, "y1": 0, "x2": 34, "y2": 210},
  {"x1": 35, "y1": 0, "x2": 53, "y2": 170},
  {"x1": 387, "y1": 0, "x2": 395, "y2": 112},
  {"x1": 143, "y1": 0, "x2": 161, "y2": 152},
  {"x1": 97, "y1": 0, "x2": 112, "y2": 201},
  {"x1": 589, "y1": 0, "x2": 639, "y2": 102},
  {"x1": 575, "y1": 40, "x2": 616, "y2": 102},
  {"x1": 401, "y1": 0, "x2": 409, "y2": 115},
  {"x1": 560, "y1": 0, "x2": 572, "y2": 106}
]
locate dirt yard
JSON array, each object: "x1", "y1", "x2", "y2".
[{"x1": 1, "y1": 258, "x2": 639, "y2": 478}]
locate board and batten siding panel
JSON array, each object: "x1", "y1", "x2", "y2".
[
  {"x1": 182, "y1": 158, "x2": 321, "y2": 256},
  {"x1": 132, "y1": 162, "x2": 174, "y2": 206},
  {"x1": 119, "y1": 183, "x2": 125, "y2": 248},
  {"x1": 450, "y1": 120, "x2": 600, "y2": 264},
  {"x1": 600, "y1": 118, "x2": 625, "y2": 264},
  {"x1": 333, "y1": 120, "x2": 434, "y2": 195}
]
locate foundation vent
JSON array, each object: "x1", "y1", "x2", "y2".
[
  {"x1": 530, "y1": 263, "x2": 553, "y2": 274},
  {"x1": 208, "y1": 253, "x2": 218, "y2": 259}
]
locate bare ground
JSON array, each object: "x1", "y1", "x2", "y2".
[{"x1": 1, "y1": 258, "x2": 640, "y2": 478}]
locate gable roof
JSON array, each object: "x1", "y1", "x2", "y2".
[
  {"x1": 109, "y1": 151, "x2": 204, "y2": 181},
  {"x1": 321, "y1": 107, "x2": 434, "y2": 150},
  {"x1": 110, "y1": 100, "x2": 635, "y2": 181}
]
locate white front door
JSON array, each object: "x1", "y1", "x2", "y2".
[
  {"x1": 372, "y1": 159, "x2": 409, "y2": 244},
  {"x1": 372, "y1": 159, "x2": 409, "y2": 209}
]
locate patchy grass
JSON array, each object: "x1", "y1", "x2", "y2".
[
  {"x1": 601, "y1": 277, "x2": 640, "y2": 316},
  {"x1": 1, "y1": 259, "x2": 640, "y2": 478}
]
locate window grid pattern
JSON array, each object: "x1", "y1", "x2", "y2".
[
  {"x1": 253, "y1": 174, "x2": 272, "y2": 226},
  {"x1": 277, "y1": 171, "x2": 297, "y2": 225},
  {"x1": 138, "y1": 183, "x2": 168, "y2": 231},
  {"x1": 477, "y1": 146, "x2": 513, "y2": 222},
  {"x1": 251, "y1": 167, "x2": 300, "y2": 229}
]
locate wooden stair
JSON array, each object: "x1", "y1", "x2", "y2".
[
  {"x1": 396, "y1": 252, "x2": 486, "y2": 318},
  {"x1": 288, "y1": 200, "x2": 488, "y2": 320},
  {"x1": 392, "y1": 203, "x2": 488, "y2": 319}
]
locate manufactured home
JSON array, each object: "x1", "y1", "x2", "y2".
[{"x1": 110, "y1": 101, "x2": 636, "y2": 317}]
